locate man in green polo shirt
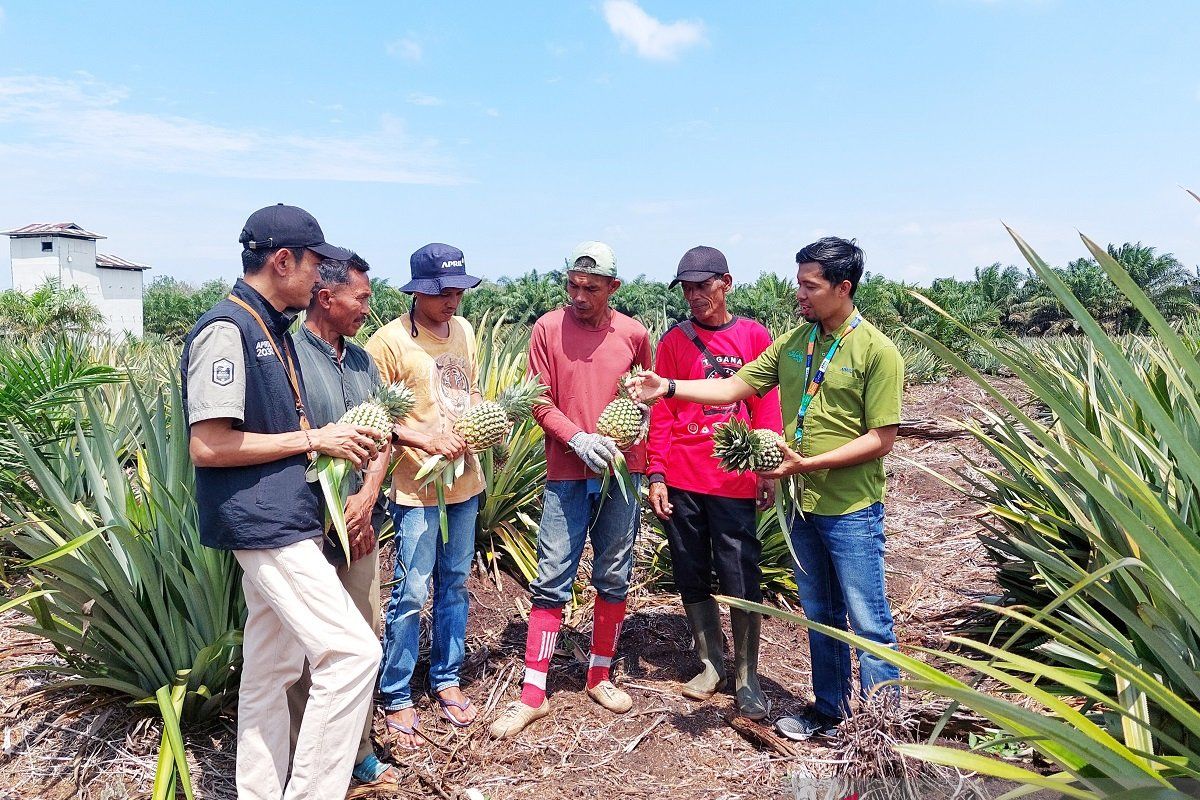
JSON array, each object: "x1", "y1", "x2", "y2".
[{"x1": 628, "y1": 236, "x2": 903, "y2": 740}]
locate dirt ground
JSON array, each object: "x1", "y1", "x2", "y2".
[{"x1": 0, "y1": 376, "x2": 1042, "y2": 800}]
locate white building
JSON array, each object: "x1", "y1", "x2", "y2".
[{"x1": 2, "y1": 222, "x2": 150, "y2": 338}]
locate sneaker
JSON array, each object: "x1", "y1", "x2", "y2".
[
  {"x1": 774, "y1": 709, "x2": 842, "y2": 741},
  {"x1": 488, "y1": 700, "x2": 550, "y2": 739},
  {"x1": 586, "y1": 680, "x2": 632, "y2": 713}
]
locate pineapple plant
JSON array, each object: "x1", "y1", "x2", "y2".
[
  {"x1": 311, "y1": 381, "x2": 416, "y2": 561},
  {"x1": 597, "y1": 368, "x2": 650, "y2": 449},
  {"x1": 454, "y1": 376, "x2": 548, "y2": 451},
  {"x1": 712, "y1": 418, "x2": 785, "y2": 472}
]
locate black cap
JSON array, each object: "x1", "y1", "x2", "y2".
[
  {"x1": 238, "y1": 204, "x2": 353, "y2": 260},
  {"x1": 669, "y1": 245, "x2": 730, "y2": 288},
  {"x1": 399, "y1": 243, "x2": 483, "y2": 295}
]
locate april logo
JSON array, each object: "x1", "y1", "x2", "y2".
[{"x1": 256, "y1": 340, "x2": 273, "y2": 358}]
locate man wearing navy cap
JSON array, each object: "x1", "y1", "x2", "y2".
[
  {"x1": 182, "y1": 204, "x2": 384, "y2": 799},
  {"x1": 366, "y1": 244, "x2": 485, "y2": 750}
]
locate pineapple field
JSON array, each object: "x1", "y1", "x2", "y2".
[{"x1": 3, "y1": 222, "x2": 1200, "y2": 799}]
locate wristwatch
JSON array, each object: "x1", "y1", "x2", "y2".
[{"x1": 665, "y1": 378, "x2": 677, "y2": 399}]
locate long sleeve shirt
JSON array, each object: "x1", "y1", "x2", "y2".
[
  {"x1": 528, "y1": 307, "x2": 651, "y2": 480},
  {"x1": 647, "y1": 316, "x2": 782, "y2": 499}
]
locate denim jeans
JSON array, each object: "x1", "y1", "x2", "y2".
[
  {"x1": 789, "y1": 501, "x2": 899, "y2": 718},
  {"x1": 379, "y1": 494, "x2": 479, "y2": 711},
  {"x1": 529, "y1": 476, "x2": 643, "y2": 609}
]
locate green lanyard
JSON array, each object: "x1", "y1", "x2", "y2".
[{"x1": 795, "y1": 314, "x2": 862, "y2": 445}]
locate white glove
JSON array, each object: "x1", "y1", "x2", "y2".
[{"x1": 569, "y1": 432, "x2": 619, "y2": 473}]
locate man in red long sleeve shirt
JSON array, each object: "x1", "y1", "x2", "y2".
[
  {"x1": 489, "y1": 241, "x2": 651, "y2": 739},
  {"x1": 647, "y1": 246, "x2": 782, "y2": 719}
]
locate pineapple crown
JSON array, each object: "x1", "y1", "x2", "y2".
[
  {"x1": 495, "y1": 377, "x2": 550, "y2": 421},
  {"x1": 371, "y1": 382, "x2": 417, "y2": 420}
]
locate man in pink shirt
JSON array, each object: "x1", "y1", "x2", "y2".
[
  {"x1": 489, "y1": 241, "x2": 651, "y2": 739},
  {"x1": 647, "y1": 246, "x2": 782, "y2": 719}
]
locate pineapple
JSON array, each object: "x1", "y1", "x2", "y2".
[
  {"x1": 596, "y1": 368, "x2": 649, "y2": 449},
  {"x1": 712, "y1": 418, "x2": 785, "y2": 472},
  {"x1": 750, "y1": 428, "x2": 785, "y2": 471},
  {"x1": 454, "y1": 376, "x2": 547, "y2": 451},
  {"x1": 338, "y1": 382, "x2": 416, "y2": 447}
]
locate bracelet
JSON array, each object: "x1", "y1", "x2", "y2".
[
  {"x1": 302, "y1": 429, "x2": 314, "y2": 452},
  {"x1": 665, "y1": 378, "x2": 677, "y2": 399}
]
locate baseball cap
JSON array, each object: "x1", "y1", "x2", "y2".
[
  {"x1": 669, "y1": 245, "x2": 730, "y2": 288},
  {"x1": 239, "y1": 204, "x2": 353, "y2": 260},
  {"x1": 565, "y1": 241, "x2": 617, "y2": 278},
  {"x1": 399, "y1": 243, "x2": 483, "y2": 295}
]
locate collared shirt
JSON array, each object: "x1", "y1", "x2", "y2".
[
  {"x1": 293, "y1": 321, "x2": 385, "y2": 510},
  {"x1": 736, "y1": 309, "x2": 904, "y2": 516}
]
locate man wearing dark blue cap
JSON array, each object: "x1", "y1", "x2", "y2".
[
  {"x1": 366, "y1": 243, "x2": 485, "y2": 750},
  {"x1": 182, "y1": 204, "x2": 385, "y2": 799}
]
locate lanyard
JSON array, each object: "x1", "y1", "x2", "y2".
[
  {"x1": 795, "y1": 313, "x2": 862, "y2": 444},
  {"x1": 227, "y1": 294, "x2": 312, "y2": 432}
]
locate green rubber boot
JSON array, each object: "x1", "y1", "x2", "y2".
[
  {"x1": 681, "y1": 599, "x2": 726, "y2": 700},
  {"x1": 730, "y1": 609, "x2": 769, "y2": 720}
]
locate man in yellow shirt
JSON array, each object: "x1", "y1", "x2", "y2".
[{"x1": 365, "y1": 244, "x2": 484, "y2": 750}]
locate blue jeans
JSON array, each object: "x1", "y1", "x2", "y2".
[
  {"x1": 529, "y1": 476, "x2": 643, "y2": 609},
  {"x1": 379, "y1": 495, "x2": 479, "y2": 711},
  {"x1": 790, "y1": 502, "x2": 899, "y2": 718}
]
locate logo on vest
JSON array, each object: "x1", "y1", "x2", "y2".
[
  {"x1": 255, "y1": 340, "x2": 273, "y2": 358},
  {"x1": 212, "y1": 358, "x2": 235, "y2": 386}
]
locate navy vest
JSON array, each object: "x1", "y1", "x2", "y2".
[{"x1": 180, "y1": 278, "x2": 322, "y2": 550}]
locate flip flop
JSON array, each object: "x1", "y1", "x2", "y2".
[
  {"x1": 384, "y1": 714, "x2": 422, "y2": 751},
  {"x1": 434, "y1": 694, "x2": 477, "y2": 728}
]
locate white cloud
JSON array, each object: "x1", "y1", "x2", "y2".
[
  {"x1": 407, "y1": 92, "x2": 443, "y2": 106},
  {"x1": 386, "y1": 37, "x2": 422, "y2": 62},
  {"x1": 0, "y1": 75, "x2": 460, "y2": 184},
  {"x1": 484, "y1": 108, "x2": 500, "y2": 118},
  {"x1": 601, "y1": 0, "x2": 706, "y2": 61}
]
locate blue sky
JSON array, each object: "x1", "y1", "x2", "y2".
[{"x1": 1, "y1": 1, "x2": 1198, "y2": 291}]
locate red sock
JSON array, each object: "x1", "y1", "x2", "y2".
[
  {"x1": 520, "y1": 606, "x2": 563, "y2": 708},
  {"x1": 587, "y1": 597, "x2": 627, "y2": 688}
]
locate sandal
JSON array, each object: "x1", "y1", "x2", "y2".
[
  {"x1": 434, "y1": 693, "x2": 477, "y2": 728},
  {"x1": 384, "y1": 714, "x2": 422, "y2": 751}
]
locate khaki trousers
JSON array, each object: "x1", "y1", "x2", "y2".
[
  {"x1": 287, "y1": 544, "x2": 382, "y2": 766},
  {"x1": 234, "y1": 538, "x2": 381, "y2": 800}
]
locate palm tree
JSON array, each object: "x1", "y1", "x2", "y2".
[
  {"x1": 0, "y1": 279, "x2": 104, "y2": 338},
  {"x1": 972, "y1": 263, "x2": 1024, "y2": 328},
  {"x1": 1106, "y1": 242, "x2": 1198, "y2": 332}
]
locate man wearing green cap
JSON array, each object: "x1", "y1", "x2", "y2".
[{"x1": 489, "y1": 241, "x2": 651, "y2": 739}]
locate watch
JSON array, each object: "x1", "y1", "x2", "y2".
[{"x1": 665, "y1": 378, "x2": 677, "y2": 399}]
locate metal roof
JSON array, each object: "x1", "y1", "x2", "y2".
[
  {"x1": 1, "y1": 222, "x2": 106, "y2": 240},
  {"x1": 96, "y1": 253, "x2": 151, "y2": 271}
]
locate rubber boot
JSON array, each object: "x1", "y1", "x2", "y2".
[
  {"x1": 730, "y1": 609, "x2": 769, "y2": 719},
  {"x1": 681, "y1": 599, "x2": 726, "y2": 700}
]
